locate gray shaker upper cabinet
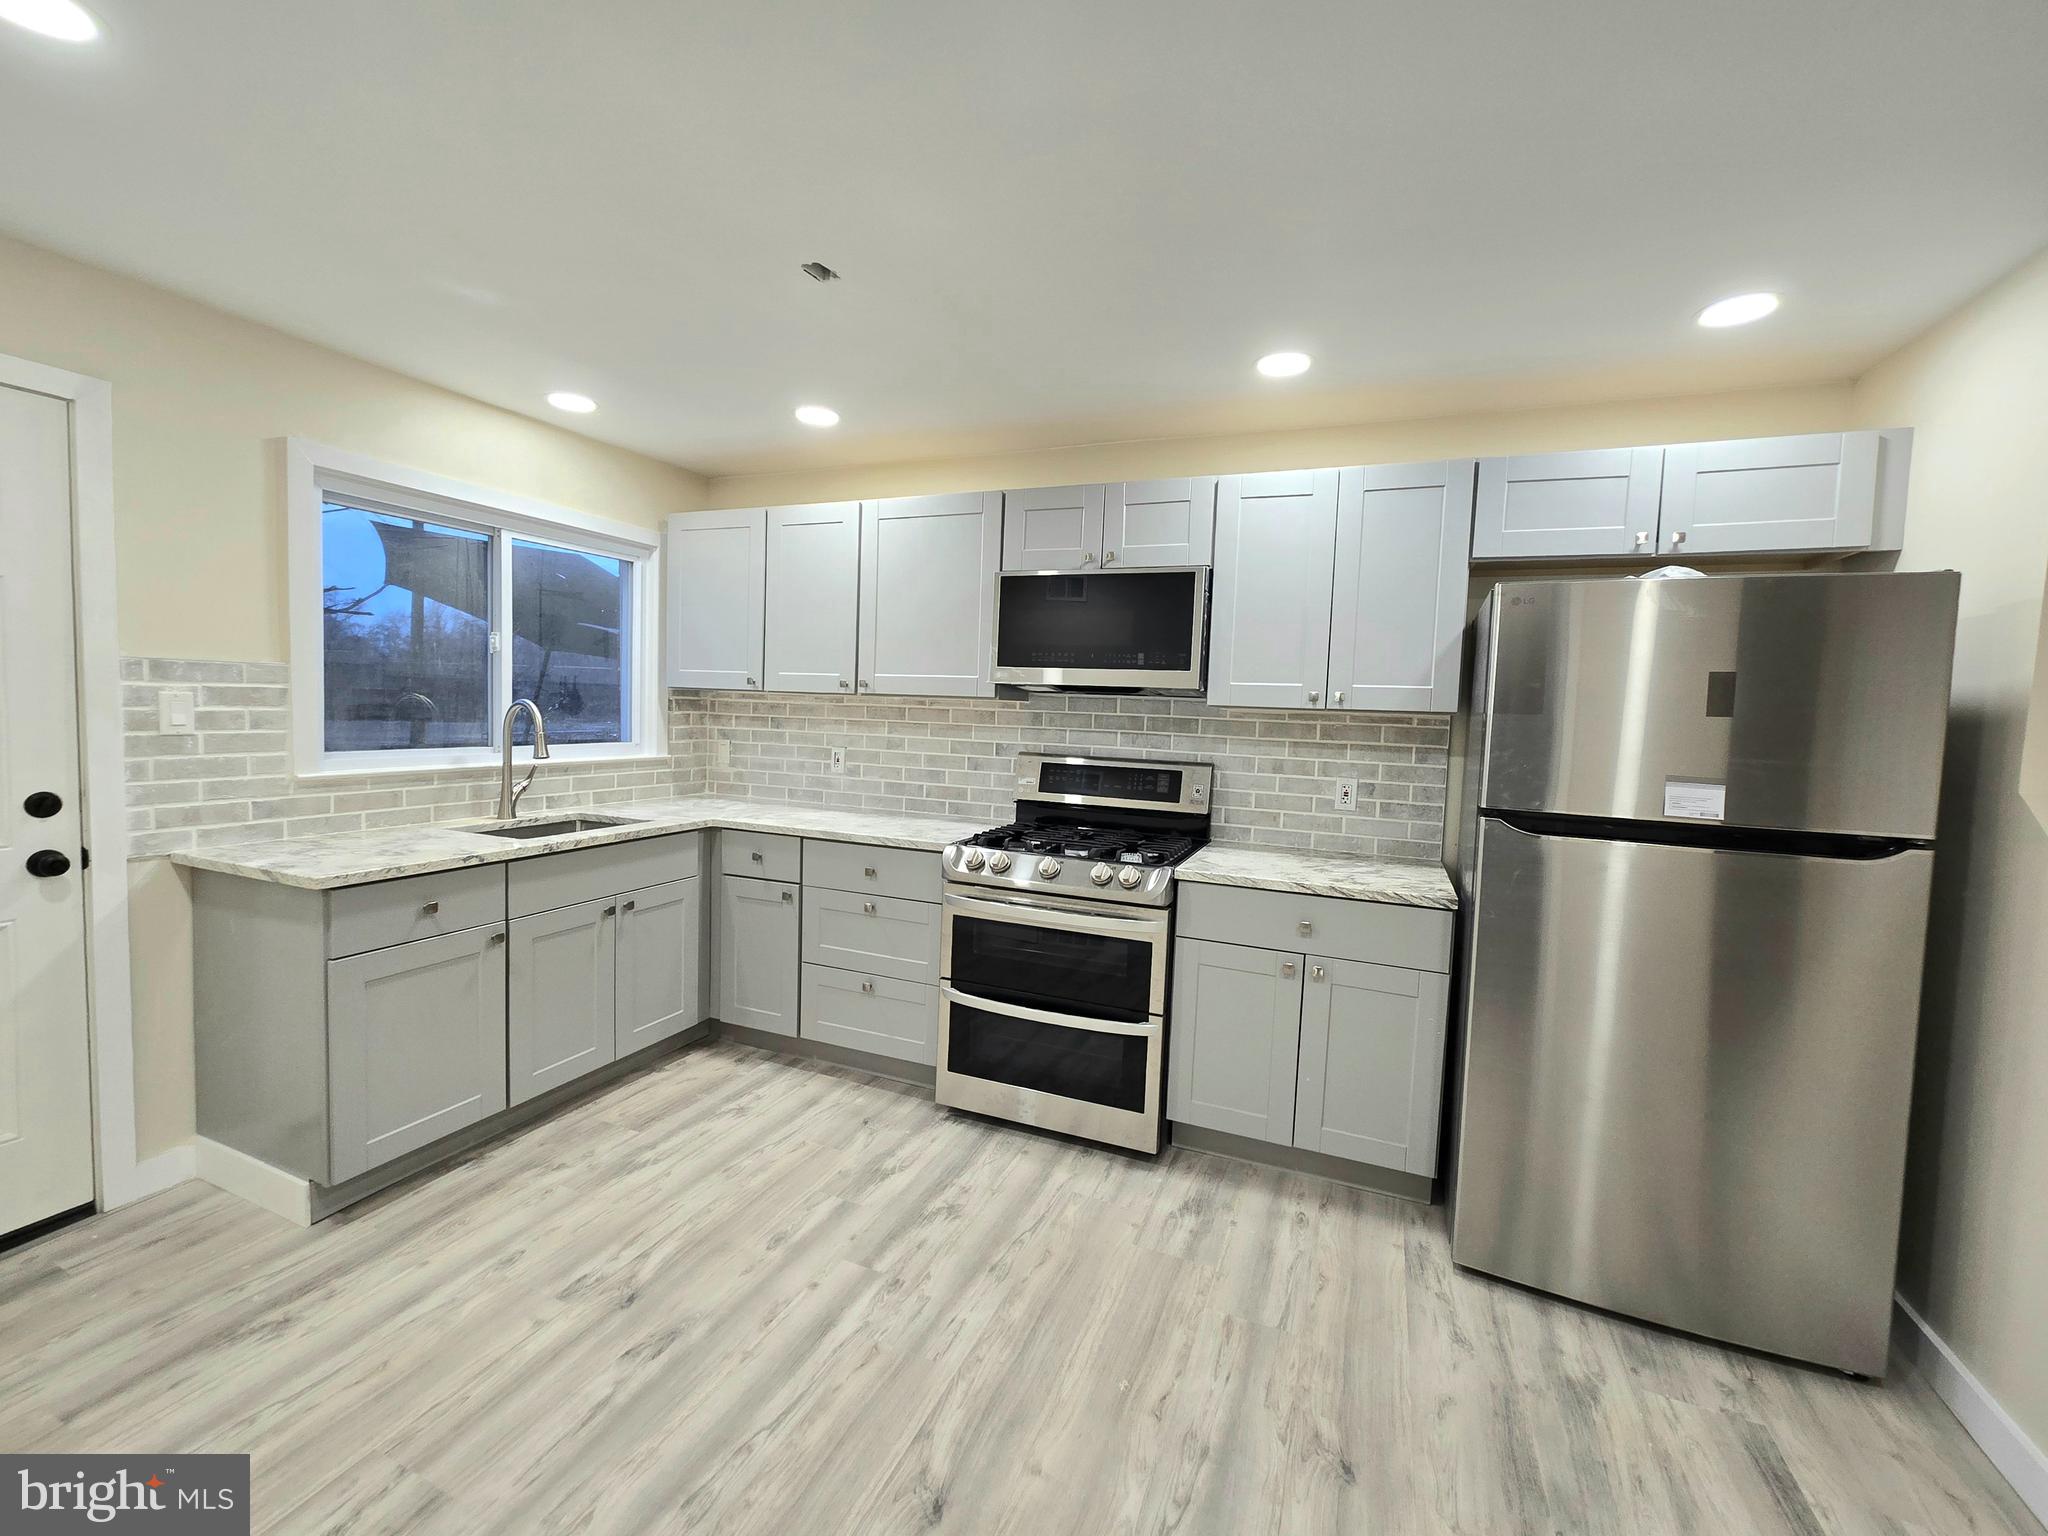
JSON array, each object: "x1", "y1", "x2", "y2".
[
  {"x1": 1658, "y1": 431, "x2": 1892, "y2": 556},
  {"x1": 666, "y1": 508, "x2": 767, "y2": 690},
  {"x1": 1471, "y1": 448, "x2": 1664, "y2": 560},
  {"x1": 1207, "y1": 470, "x2": 1341, "y2": 708},
  {"x1": 1102, "y1": 477, "x2": 1217, "y2": 567},
  {"x1": 859, "y1": 493, "x2": 1000, "y2": 698},
  {"x1": 1327, "y1": 461, "x2": 1474, "y2": 713},
  {"x1": 763, "y1": 501, "x2": 862, "y2": 694},
  {"x1": 1002, "y1": 483, "x2": 1104, "y2": 571}
]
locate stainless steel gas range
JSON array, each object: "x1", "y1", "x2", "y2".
[{"x1": 936, "y1": 753, "x2": 1213, "y2": 1153}]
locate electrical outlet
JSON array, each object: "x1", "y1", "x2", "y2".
[
  {"x1": 829, "y1": 746, "x2": 846, "y2": 774},
  {"x1": 1335, "y1": 778, "x2": 1358, "y2": 811}
]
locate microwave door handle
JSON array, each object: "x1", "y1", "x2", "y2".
[{"x1": 941, "y1": 985, "x2": 1160, "y2": 1038}]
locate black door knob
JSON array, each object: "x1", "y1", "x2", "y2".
[
  {"x1": 26, "y1": 850, "x2": 71, "y2": 878},
  {"x1": 23, "y1": 791, "x2": 62, "y2": 819}
]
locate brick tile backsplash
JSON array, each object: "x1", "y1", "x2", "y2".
[{"x1": 122, "y1": 658, "x2": 1447, "y2": 863}]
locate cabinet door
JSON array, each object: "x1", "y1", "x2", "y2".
[
  {"x1": 508, "y1": 897, "x2": 617, "y2": 1106},
  {"x1": 859, "y1": 493, "x2": 999, "y2": 697},
  {"x1": 665, "y1": 508, "x2": 766, "y2": 689},
  {"x1": 1327, "y1": 461, "x2": 1473, "y2": 712},
  {"x1": 1102, "y1": 477, "x2": 1216, "y2": 568},
  {"x1": 1658, "y1": 432, "x2": 1879, "y2": 555},
  {"x1": 1295, "y1": 957, "x2": 1449, "y2": 1175},
  {"x1": 1471, "y1": 448, "x2": 1662, "y2": 560},
  {"x1": 764, "y1": 501, "x2": 862, "y2": 693},
  {"x1": 1001, "y1": 483, "x2": 1104, "y2": 570},
  {"x1": 1207, "y1": 470, "x2": 1340, "y2": 708},
  {"x1": 1165, "y1": 938, "x2": 1302, "y2": 1144},
  {"x1": 327, "y1": 924, "x2": 508, "y2": 1183},
  {"x1": 719, "y1": 874, "x2": 800, "y2": 1036},
  {"x1": 615, "y1": 876, "x2": 702, "y2": 1057}
]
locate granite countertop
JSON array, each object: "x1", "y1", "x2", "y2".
[
  {"x1": 1175, "y1": 844, "x2": 1456, "y2": 909},
  {"x1": 169, "y1": 797, "x2": 987, "y2": 891}
]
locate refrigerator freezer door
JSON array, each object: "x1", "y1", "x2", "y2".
[
  {"x1": 1479, "y1": 571, "x2": 1958, "y2": 839},
  {"x1": 1451, "y1": 817, "x2": 1932, "y2": 1375}
]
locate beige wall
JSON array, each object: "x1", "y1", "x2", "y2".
[
  {"x1": 703, "y1": 381, "x2": 1855, "y2": 506},
  {"x1": 0, "y1": 234, "x2": 705, "y2": 1158},
  {"x1": 0, "y1": 232, "x2": 706, "y2": 662},
  {"x1": 1853, "y1": 245, "x2": 2048, "y2": 1452}
]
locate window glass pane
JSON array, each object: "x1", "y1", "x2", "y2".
[
  {"x1": 511, "y1": 538, "x2": 630, "y2": 746},
  {"x1": 321, "y1": 503, "x2": 491, "y2": 752}
]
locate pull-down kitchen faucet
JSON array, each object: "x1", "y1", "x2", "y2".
[{"x1": 498, "y1": 699, "x2": 551, "y2": 819}]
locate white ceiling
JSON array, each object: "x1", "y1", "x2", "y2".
[{"x1": 3, "y1": 0, "x2": 2046, "y2": 476}]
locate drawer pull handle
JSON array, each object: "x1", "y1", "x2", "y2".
[
  {"x1": 1311, "y1": 965, "x2": 1326, "y2": 982},
  {"x1": 860, "y1": 980, "x2": 875, "y2": 994},
  {"x1": 420, "y1": 901, "x2": 440, "y2": 916},
  {"x1": 487, "y1": 932, "x2": 505, "y2": 947},
  {"x1": 1280, "y1": 961, "x2": 1296, "y2": 978},
  {"x1": 1297, "y1": 920, "x2": 1313, "y2": 936},
  {"x1": 862, "y1": 901, "x2": 877, "y2": 915},
  {"x1": 750, "y1": 850, "x2": 764, "y2": 862}
]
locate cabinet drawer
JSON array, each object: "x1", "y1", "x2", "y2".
[
  {"x1": 802, "y1": 839, "x2": 941, "y2": 904},
  {"x1": 326, "y1": 865, "x2": 506, "y2": 958},
  {"x1": 508, "y1": 832, "x2": 702, "y2": 917},
  {"x1": 801, "y1": 886, "x2": 940, "y2": 985},
  {"x1": 800, "y1": 964, "x2": 937, "y2": 1065},
  {"x1": 1176, "y1": 883, "x2": 1453, "y2": 973},
  {"x1": 719, "y1": 829, "x2": 802, "y2": 882}
]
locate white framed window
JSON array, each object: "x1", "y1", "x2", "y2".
[{"x1": 286, "y1": 439, "x2": 663, "y2": 777}]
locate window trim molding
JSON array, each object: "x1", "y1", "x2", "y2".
[{"x1": 286, "y1": 438, "x2": 663, "y2": 779}]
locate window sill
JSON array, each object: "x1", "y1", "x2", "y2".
[{"x1": 292, "y1": 748, "x2": 671, "y2": 782}]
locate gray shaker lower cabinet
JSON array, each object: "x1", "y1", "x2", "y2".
[
  {"x1": 1166, "y1": 938, "x2": 1303, "y2": 1143},
  {"x1": 800, "y1": 964, "x2": 937, "y2": 1064},
  {"x1": 615, "y1": 877, "x2": 705, "y2": 1056},
  {"x1": 508, "y1": 895, "x2": 618, "y2": 1106},
  {"x1": 720, "y1": 874, "x2": 800, "y2": 1036},
  {"x1": 327, "y1": 923, "x2": 509, "y2": 1184},
  {"x1": 1294, "y1": 958, "x2": 1450, "y2": 1175}
]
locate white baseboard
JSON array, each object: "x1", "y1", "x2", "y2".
[
  {"x1": 100, "y1": 1144, "x2": 195, "y2": 1208},
  {"x1": 193, "y1": 1137, "x2": 314, "y2": 1227},
  {"x1": 1895, "y1": 1294, "x2": 2048, "y2": 1526}
]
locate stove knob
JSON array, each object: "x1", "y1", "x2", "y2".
[
  {"x1": 1089, "y1": 862, "x2": 1114, "y2": 887},
  {"x1": 961, "y1": 848, "x2": 985, "y2": 871},
  {"x1": 1036, "y1": 857, "x2": 1062, "y2": 879},
  {"x1": 1117, "y1": 867, "x2": 1143, "y2": 890},
  {"x1": 987, "y1": 851, "x2": 1013, "y2": 874}
]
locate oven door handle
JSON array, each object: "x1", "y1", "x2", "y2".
[
  {"x1": 941, "y1": 984, "x2": 1161, "y2": 1039},
  {"x1": 941, "y1": 890, "x2": 1169, "y2": 940}
]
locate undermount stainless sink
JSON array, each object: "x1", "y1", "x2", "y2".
[{"x1": 468, "y1": 814, "x2": 637, "y2": 840}]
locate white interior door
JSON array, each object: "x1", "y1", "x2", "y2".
[{"x1": 0, "y1": 384, "x2": 95, "y2": 1236}]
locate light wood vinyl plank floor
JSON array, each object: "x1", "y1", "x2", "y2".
[{"x1": 1, "y1": 1038, "x2": 2037, "y2": 1536}]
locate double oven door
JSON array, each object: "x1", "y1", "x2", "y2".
[{"x1": 937, "y1": 888, "x2": 1169, "y2": 1153}]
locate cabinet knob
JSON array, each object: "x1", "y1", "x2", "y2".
[
  {"x1": 1333, "y1": 691, "x2": 1344, "y2": 706},
  {"x1": 1103, "y1": 549, "x2": 1117, "y2": 564},
  {"x1": 746, "y1": 675, "x2": 758, "y2": 687},
  {"x1": 839, "y1": 678, "x2": 850, "y2": 689},
  {"x1": 864, "y1": 867, "x2": 877, "y2": 878},
  {"x1": 1281, "y1": 961, "x2": 1297, "y2": 978},
  {"x1": 860, "y1": 980, "x2": 875, "y2": 994},
  {"x1": 1633, "y1": 531, "x2": 1650, "y2": 549},
  {"x1": 1298, "y1": 920, "x2": 1313, "y2": 936},
  {"x1": 622, "y1": 899, "x2": 635, "y2": 912},
  {"x1": 862, "y1": 900, "x2": 877, "y2": 915},
  {"x1": 487, "y1": 932, "x2": 505, "y2": 946},
  {"x1": 750, "y1": 849, "x2": 764, "y2": 862},
  {"x1": 603, "y1": 905, "x2": 617, "y2": 916},
  {"x1": 1080, "y1": 551, "x2": 1095, "y2": 565},
  {"x1": 419, "y1": 900, "x2": 440, "y2": 917},
  {"x1": 1671, "y1": 530, "x2": 1688, "y2": 547},
  {"x1": 1311, "y1": 965, "x2": 1326, "y2": 982},
  {"x1": 858, "y1": 679, "x2": 870, "y2": 690},
  {"x1": 781, "y1": 890, "x2": 794, "y2": 903},
  {"x1": 1307, "y1": 691, "x2": 1320, "y2": 706}
]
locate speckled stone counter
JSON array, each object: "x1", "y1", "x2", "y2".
[
  {"x1": 1174, "y1": 844, "x2": 1456, "y2": 909},
  {"x1": 169, "y1": 797, "x2": 986, "y2": 890}
]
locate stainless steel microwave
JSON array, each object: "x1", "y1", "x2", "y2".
[{"x1": 991, "y1": 567, "x2": 1208, "y2": 692}]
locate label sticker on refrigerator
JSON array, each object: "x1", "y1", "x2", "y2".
[{"x1": 1663, "y1": 778, "x2": 1727, "y2": 821}]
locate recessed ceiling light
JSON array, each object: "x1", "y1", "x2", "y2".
[
  {"x1": 794, "y1": 404, "x2": 840, "y2": 428},
  {"x1": 546, "y1": 391, "x2": 596, "y2": 414},
  {"x1": 0, "y1": 0, "x2": 99, "y2": 41},
  {"x1": 1256, "y1": 351, "x2": 1312, "y2": 378},
  {"x1": 1697, "y1": 292, "x2": 1780, "y2": 328}
]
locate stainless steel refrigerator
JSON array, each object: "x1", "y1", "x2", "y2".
[{"x1": 1450, "y1": 570, "x2": 1959, "y2": 1376}]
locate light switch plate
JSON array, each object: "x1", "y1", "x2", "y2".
[
  {"x1": 1335, "y1": 778, "x2": 1358, "y2": 811},
  {"x1": 158, "y1": 688, "x2": 197, "y2": 735}
]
